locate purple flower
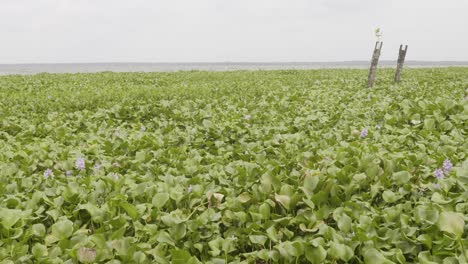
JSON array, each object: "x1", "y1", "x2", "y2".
[
  {"x1": 433, "y1": 183, "x2": 441, "y2": 189},
  {"x1": 443, "y1": 159, "x2": 452, "y2": 173},
  {"x1": 75, "y1": 157, "x2": 85, "y2": 170},
  {"x1": 433, "y1": 169, "x2": 444, "y2": 179},
  {"x1": 43, "y1": 169, "x2": 54, "y2": 179},
  {"x1": 360, "y1": 128, "x2": 368, "y2": 138},
  {"x1": 141, "y1": 125, "x2": 146, "y2": 132},
  {"x1": 245, "y1": 115, "x2": 251, "y2": 121},
  {"x1": 187, "y1": 185, "x2": 193, "y2": 193},
  {"x1": 65, "y1": 170, "x2": 72, "y2": 177}
]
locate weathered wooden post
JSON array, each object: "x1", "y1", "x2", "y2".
[
  {"x1": 367, "y1": 41, "x2": 383, "y2": 88},
  {"x1": 394, "y1": 44, "x2": 408, "y2": 83}
]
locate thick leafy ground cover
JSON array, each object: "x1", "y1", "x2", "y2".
[{"x1": 0, "y1": 68, "x2": 467, "y2": 263}]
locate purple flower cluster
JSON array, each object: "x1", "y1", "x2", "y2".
[
  {"x1": 433, "y1": 159, "x2": 453, "y2": 180},
  {"x1": 433, "y1": 169, "x2": 444, "y2": 179},
  {"x1": 443, "y1": 159, "x2": 452, "y2": 173},
  {"x1": 75, "y1": 157, "x2": 85, "y2": 170},
  {"x1": 42, "y1": 157, "x2": 106, "y2": 180},
  {"x1": 43, "y1": 169, "x2": 54, "y2": 179},
  {"x1": 360, "y1": 128, "x2": 368, "y2": 138},
  {"x1": 245, "y1": 114, "x2": 251, "y2": 121}
]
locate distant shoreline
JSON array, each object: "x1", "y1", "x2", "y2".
[{"x1": 1, "y1": 61, "x2": 467, "y2": 75}]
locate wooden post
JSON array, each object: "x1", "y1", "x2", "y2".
[
  {"x1": 394, "y1": 44, "x2": 408, "y2": 83},
  {"x1": 367, "y1": 41, "x2": 383, "y2": 88}
]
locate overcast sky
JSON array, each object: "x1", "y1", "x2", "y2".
[{"x1": 1, "y1": 0, "x2": 467, "y2": 63}]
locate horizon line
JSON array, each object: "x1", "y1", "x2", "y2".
[{"x1": 2, "y1": 60, "x2": 468, "y2": 65}]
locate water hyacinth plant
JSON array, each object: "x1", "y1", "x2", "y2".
[
  {"x1": 443, "y1": 159, "x2": 453, "y2": 173},
  {"x1": 43, "y1": 169, "x2": 53, "y2": 179},
  {"x1": 433, "y1": 168, "x2": 444, "y2": 179},
  {"x1": 75, "y1": 157, "x2": 85, "y2": 170},
  {"x1": 360, "y1": 127, "x2": 368, "y2": 138},
  {"x1": 0, "y1": 68, "x2": 467, "y2": 263},
  {"x1": 433, "y1": 159, "x2": 454, "y2": 180}
]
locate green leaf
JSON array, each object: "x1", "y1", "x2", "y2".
[
  {"x1": 171, "y1": 250, "x2": 191, "y2": 264},
  {"x1": 51, "y1": 219, "x2": 74, "y2": 240},
  {"x1": 156, "y1": 231, "x2": 176, "y2": 246},
  {"x1": 363, "y1": 248, "x2": 394, "y2": 264},
  {"x1": 208, "y1": 237, "x2": 222, "y2": 256},
  {"x1": 382, "y1": 190, "x2": 400, "y2": 203},
  {"x1": 440, "y1": 121, "x2": 453, "y2": 131},
  {"x1": 78, "y1": 203, "x2": 105, "y2": 223},
  {"x1": 258, "y1": 203, "x2": 270, "y2": 219},
  {"x1": 32, "y1": 243, "x2": 48, "y2": 258},
  {"x1": 249, "y1": 235, "x2": 267, "y2": 245},
  {"x1": 152, "y1": 193, "x2": 170, "y2": 208},
  {"x1": 0, "y1": 208, "x2": 30, "y2": 229},
  {"x1": 328, "y1": 242, "x2": 354, "y2": 262},
  {"x1": 237, "y1": 193, "x2": 251, "y2": 203},
  {"x1": 438, "y1": 211, "x2": 464, "y2": 237},
  {"x1": 266, "y1": 226, "x2": 280, "y2": 242},
  {"x1": 170, "y1": 223, "x2": 187, "y2": 240},
  {"x1": 431, "y1": 193, "x2": 451, "y2": 204},
  {"x1": 417, "y1": 251, "x2": 438, "y2": 264},
  {"x1": 161, "y1": 210, "x2": 186, "y2": 226},
  {"x1": 44, "y1": 235, "x2": 59, "y2": 245},
  {"x1": 302, "y1": 174, "x2": 319, "y2": 197},
  {"x1": 305, "y1": 246, "x2": 327, "y2": 264},
  {"x1": 120, "y1": 202, "x2": 139, "y2": 220},
  {"x1": 417, "y1": 234, "x2": 432, "y2": 249},
  {"x1": 333, "y1": 211, "x2": 352, "y2": 233},
  {"x1": 423, "y1": 118, "x2": 435, "y2": 130},
  {"x1": 135, "y1": 151, "x2": 146, "y2": 162},
  {"x1": 32, "y1": 223, "x2": 46, "y2": 238},
  {"x1": 392, "y1": 171, "x2": 411, "y2": 185},
  {"x1": 442, "y1": 257, "x2": 460, "y2": 264},
  {"x1": 202, "y1": 119, "x2": 212, "y2": 128},
  {"x1": 132, "y1": 251, "x2": 146, "y2": 263},
  {"x1": 414, "y1": 205, "x2": 439, "y2": 225},
  {"x1": 274, "y1": 194, "x2": 291, "y2": 210}
]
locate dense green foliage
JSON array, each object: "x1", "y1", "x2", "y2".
[{"x1": 0, "y1": 68, "x2": 467, "y2": 263}]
